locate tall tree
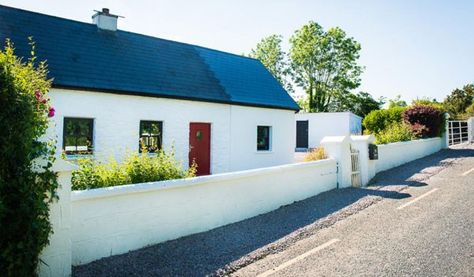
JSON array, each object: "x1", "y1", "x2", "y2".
[
  {"x1": 248, "y1": 34, "x2": 292, "y2": 92},
  {"x1": 330, "y1": 91, "x2": 384, "y2": 118},
  {"x1": 443, "y1": 84, "x2": 474, "y2": 118},
  {"x1": 289, "y1": 21, "x2": 363, "y2": 112}
]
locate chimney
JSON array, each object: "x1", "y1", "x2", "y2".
[{"x1": 92, "y1": 8, "x2": 119, "y2": 31}]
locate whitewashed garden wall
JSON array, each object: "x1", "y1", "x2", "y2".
[{"x1": 40, "y1": 134, "x2": 447, "y2": 276}]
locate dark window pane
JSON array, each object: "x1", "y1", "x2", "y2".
[
  {"x1": 257, "y1": 126, "x2": 271, "y2": 151},
  {"x1": 63, "y1": 118, "x2": 94, "y2": 155},
  {"x1": 139, "y1": 121, "x2": 163, "y2": 153}
]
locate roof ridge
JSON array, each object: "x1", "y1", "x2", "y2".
[{"x1": 0, "y1": 4, "x2": 260, "y2": 63}]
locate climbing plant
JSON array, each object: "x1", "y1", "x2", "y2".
[{"x1": 0, "y1": 39, "x2": 58, "y2": 276}]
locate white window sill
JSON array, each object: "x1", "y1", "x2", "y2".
[
  {"x1": 64, "y1": 154, "x2": 94, "y2": 160},
  {"x1": 255, "y1": 150, "x2": 273, "y2": 154}
]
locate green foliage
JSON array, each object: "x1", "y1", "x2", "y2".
[
  {"x1": 362, "y1": 107, "x2": 406, "y2": 134},
  {"x1": 0, "y1": 40, "x2": 58, "y2": 275},
  {"x1": 443, "y1": 84, "x2": 474, "y2": 118},
  {"x1": 465, "y1": 102, "x2": 474, "y2": 116},
  {"x1": 289, "y1": 21, "x2": 363, "y2": 112},
  {"x1": 387, "y1": 95, "x2": 408, "y2": 109},
  {"x1": 329, "y1": 91, "x2": 384, "y2": 118},
  {"x1": 72, "y1": 149, "x2": 196, "y2": 190},
  {"x1": 375, "y1": 122, "x2": 414, "y2": 144},
  {"x1": 411, "y1": 97, "x2": 445, "y2": 111},
  {"x1": 248, "y1": 34, "x2": 293, "y2": 93}
]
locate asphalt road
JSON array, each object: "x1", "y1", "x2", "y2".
[{"x1": 234, "y1": 145, "x2": 474, "y2": 277}]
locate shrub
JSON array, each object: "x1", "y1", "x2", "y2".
[
  {"x1": 304, "y1": 147, "x2": 327, "y2": 161},
  {"x1": 411, "y1": 97, "x2": 445, "y2": 112},
  {"x1": 402, "y1": 105, "x2": 444, "y2": 138},
  {"x1": 362, "y1": 106, "x2": 406, "y2": 134},
  {"x1": 375, "y1": 122, "x2": 414, "y2": 144},
  {"x1": 0, "y1": 40, "x2": 58, "y2": 275},
  {"x1": 72, "y1": 149, "x2": 196, "y2": 190}
]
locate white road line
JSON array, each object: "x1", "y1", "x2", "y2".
[
  {"x1": 461, "y1": 167, "x2": 474, "y2": 176},
  {"x1": 397, "y1": 188, "x2": 439, "y2": 210},
  {"x1": 256, "y1": 239, "x2": 340, "y2": 277}
]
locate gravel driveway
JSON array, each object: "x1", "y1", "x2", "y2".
[{"x1": 73, "y1": 145, "x2": 472, "y2": 277}]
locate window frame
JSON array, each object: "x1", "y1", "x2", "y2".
[
  {"x1": 257, "y1": 125, "x2": 272, "y2": 152},
  {"x1": 62, "y1": 117, "x2": 94, "y2": 155},
  {"x1": 139, "y1": 120, "x2": 163, "y2": 153}
]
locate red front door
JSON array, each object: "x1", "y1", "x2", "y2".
[{"x1": 189, "y1": 123, "x2": 211, "y2": 176}]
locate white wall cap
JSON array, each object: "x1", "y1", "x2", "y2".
[
  {"x1": 350, "y1": 135, "x2": 375, "y2": 143},
  {"x1": 320, "y1": 135, "x2": 350, "y2": 145},
  {"x1": 71, "y1": 158, "x2": 336, "y2": 201},
  {"x1": 52, "y1": 159, "x2": 78, "y2": 173}
]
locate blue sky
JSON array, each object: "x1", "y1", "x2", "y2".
[{"x1": 2, "y1": 0, "x2": 473, "y2": 103}]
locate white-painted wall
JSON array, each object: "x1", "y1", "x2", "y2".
[
  {"x1": 48, "y1": 88, "x2": 295, "y2": 173},
  {"x1": 70, "y1": 159, "x2": 337, "y2": 265},
  {"x1": 374, "y1": 138, "x2": 443, "y2": 174},
  {"x1": 38, "y1": 160, "x2": 76, "y2": 277},
  {"x1": 230, "y1": 105, "x2": 295, "y2": 171},
  {"x1": 39, "y1": 136, "x2": 446, "y2": 274},
  {"x1": 295, "y1": 112, "x2": 362, "y2": 149}
]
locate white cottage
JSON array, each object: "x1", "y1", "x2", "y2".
[{"x1": 0, "y1": 6, "x2": 299, "y2": 175}]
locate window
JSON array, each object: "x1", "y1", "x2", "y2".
[
  {"x1": 63, "y1": 117, "x2": 94, "y2": 155},
  {"x1": 139, "y1": 121, "x2": 163, "y2": 153},
  {"x1": 257, "y1": 126, "x2": 271, "y2": 151}
]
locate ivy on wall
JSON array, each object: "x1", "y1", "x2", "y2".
[{"x1": 0, "y1": 39, "x2": 58, "y2": 276}]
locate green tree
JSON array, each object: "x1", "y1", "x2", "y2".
[
  {"x1": 465, "y1": 102, "x2": 474, "y2": 116},
  {"x1": 329, "y1": 91, "x2": 384, "y2": 118},
  {"x1": 388, "y1": 95, "x2": 407, "y2": 108},
  {"x1": 443, "y1": 84, "x2": 474, "y2": 118},
  {"x1": 289, "y1": 21, "x2": 363, "y2": 112},
  {"x1": 249, "y1": 34, "x2": 293, "y2": 92}
]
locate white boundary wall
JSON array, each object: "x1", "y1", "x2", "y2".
[
  {"x1": 40, "y1": 136, "x2": 446, "y2": 275},
  {"x1": 69, "y1": 159, "x2": 337, "y2": 265},
  {"x1": 374, "y1": 138, "x2": 443, "y2": 174}
]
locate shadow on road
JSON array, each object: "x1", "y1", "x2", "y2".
[{"x1": 73, "y1": 147, "x2": 474, "y2": 277}]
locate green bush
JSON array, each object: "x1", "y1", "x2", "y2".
[
  {"x1": 0, "y1": 40, "x2": 58, "y2": 275},
  {"x1": 72, "y1": 149, "x2": 196, "y2": 190},
  {"x1": 362, "y1": 106, "x2": 406, "y2": 134},
  {"x1": 375, "y1": 122, "x2": 414, "y2": 144}
]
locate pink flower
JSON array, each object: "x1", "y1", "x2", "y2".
[
  {"x1": 41, "y1": 98, "x2": 48, "y2": 104},
  {"x1": 35, "y1": 89, "x2": 42, "y2": 99},
  {"x1": 48, "y1": 107, "x2": 55, "y2": 117}
]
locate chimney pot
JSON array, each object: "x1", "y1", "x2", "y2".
[{"x1": 92, "y1": 8, "x2": 118, "y2": 31}]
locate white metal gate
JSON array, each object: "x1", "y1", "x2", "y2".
[
  {"x1": 448, "y1": 120, "x2": 469, "y2": 145},
  {"x1": 350, "y1": 148, "x2": 362, "y2": 187}
]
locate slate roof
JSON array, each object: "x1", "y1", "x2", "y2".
[{"x1": 0, "y1": 5, "x2": 299, "y2": 111}]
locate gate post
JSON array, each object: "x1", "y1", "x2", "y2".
[
  {"x1": 350, "y1": 135, "x2": 376, "y2": 187},
  {"x1": 468, "y1": 117, "x2": 474, "y2": 143},
  {"x1": 320, "y1": 136, "x2": 352, "y2": 188},
  {"x1": 38, "y1": 159, "x2": 76, "y2": 277},
  {"x1": 442, "y1": 113, "x2": 450, "y2": 148}
]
